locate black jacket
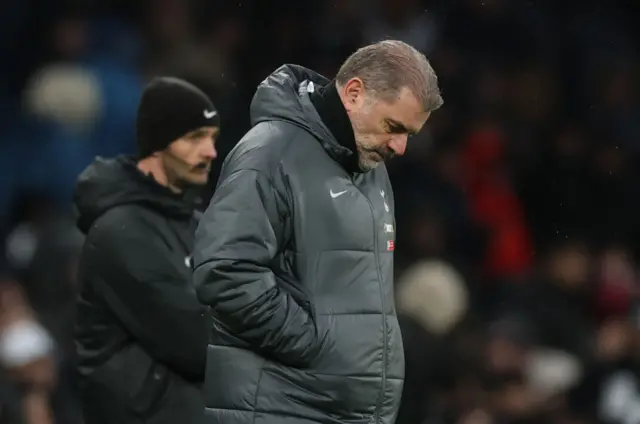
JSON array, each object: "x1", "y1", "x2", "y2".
[
  {"x1": 193, "y1": 65, "x2": 404, "y2": 424},
  {"x1": 74, "y1": 156, "x2": 208, "y2": 424}
]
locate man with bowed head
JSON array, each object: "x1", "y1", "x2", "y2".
[{"x1": 194, "y1": 40, "x2": 443, "y2": 424}]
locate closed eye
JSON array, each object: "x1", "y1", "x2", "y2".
[
  {"x1": 388, "y1": 123, "x2": 405, "y2": 134},
  {"x1": 386, "y1": 119, "x2": 417, "y2": 136}
]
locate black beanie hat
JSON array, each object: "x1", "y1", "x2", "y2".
[{"x1": 136, "y1": 77, "x2": 220, "y2": 158}]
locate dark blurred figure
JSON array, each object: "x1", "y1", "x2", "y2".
[
  {"x1": 569, "y1": 317, "x2": 640, "y2": 424},
  {"x1": 507, "y1": 241, "x2": 595, "y2": 361},
  {"x1": 1, "y1": 193, "x2": 83, "y2": 423},
  {"x1": 0, "y1": 278, "x2": 57, "y2": 424},
  {"x1": 395, "y1": 260, "x2": 469, "y2": 424}
]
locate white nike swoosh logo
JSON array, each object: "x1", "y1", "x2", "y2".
[
  {"x1": 330, "y1": 189, "x2": 348, "y2": 198},
  {"x1": 203, "y1": 110, "x2": 217, "y2": 119}
]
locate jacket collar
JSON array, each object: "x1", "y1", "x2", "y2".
[{"x1": 309, "y1": 80, "x2": 361, "y2": 173}]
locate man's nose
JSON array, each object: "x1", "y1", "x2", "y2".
[
  {"x1": 388, "y1": 135, "x2": 407, "y2": 156},
  {"x1": 202, "y1": 143, "x2": 217, "y2": 161}
]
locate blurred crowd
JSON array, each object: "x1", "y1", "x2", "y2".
[{"x1": 1, "y1": 0, "x2": 640, "y2": 423}]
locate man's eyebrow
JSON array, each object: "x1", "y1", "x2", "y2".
[
  {"x1": 187, "y1": 129, "x2": 205, "y2": 137},
  {"x1": 188, "y1": 127, "x2": 220, "y2": 138},
  {"x1": 386, "y1": 118, "x2": 418, "y2": 135}
]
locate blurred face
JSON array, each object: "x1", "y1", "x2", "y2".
[
  {"x1": 548, "y1": 245, "x2": 590, "y2": 289},
  {"x1": 160, "y1": 126, "x2": 219, "y2": 188},
  {"x1": 340, "y1": 78, "x2": 431, "y2": 171},
  {"x1": 486, "y1": 336, "x2": 528, "y2": 374}
]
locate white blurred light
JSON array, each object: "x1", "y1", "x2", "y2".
[
  {"x1": 24, "y1": 63, "x2": 102, "y2": 132},
  {"x1": 0, "y1": 320, "x2": 55, "y2": 367},
  {"x1": 396, "y1": 260, "x2": 469, "y2": 335}
]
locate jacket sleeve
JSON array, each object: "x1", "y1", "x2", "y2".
[
  {"x1": 193, "y1": 168, "x2": 325, "y2": 368},
  {"x1": 87, "y1": 217, "x2": 208, "y2": 380}
]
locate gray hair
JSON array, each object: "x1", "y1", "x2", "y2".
[{"x1": 335, "y1": 40, "x2": 443, "y2": 112}]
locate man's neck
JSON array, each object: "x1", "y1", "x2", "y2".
[{"x1": 137, "y1": 157, "x2": 182, "y2": 193}]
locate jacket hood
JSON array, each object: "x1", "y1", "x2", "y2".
[
  {"x1": 250, "y1": 64, "x2": 353, "y2": 163},
  {"x1": 74, "y1": 155, "x2": 195, "y2": 234}
]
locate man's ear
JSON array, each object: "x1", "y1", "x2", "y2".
[{"x1": 340, "y1": 78, "x2": 366, "y2": 112}]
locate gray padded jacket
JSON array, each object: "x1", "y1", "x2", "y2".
[{"x1": 193, "y1": 64, "x2": 404, "y2": 424}]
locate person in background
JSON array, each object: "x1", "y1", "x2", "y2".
[
  {"x1": 0, "y1": 278, "x2": 56, "y2": 424},
  {"x1": 73, "y1": 77, "x2": 219, "y2": 424}
]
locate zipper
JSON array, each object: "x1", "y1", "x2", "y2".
[{"x1": 359, "y1": 187, "x2": 387, "y2": 424}]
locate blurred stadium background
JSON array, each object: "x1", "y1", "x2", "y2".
[{"x1": 1, "y1": 0, "x2": 640, "y2": 423}]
